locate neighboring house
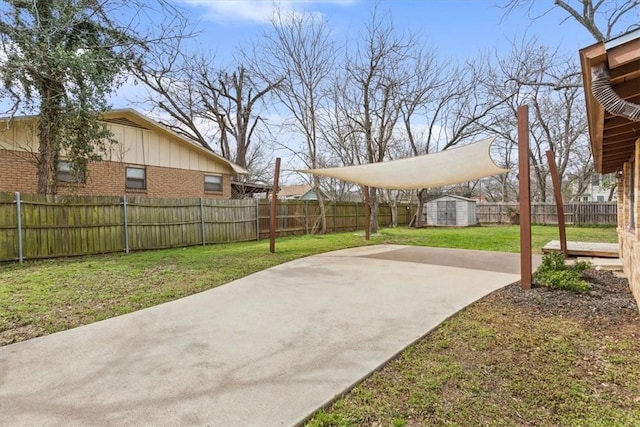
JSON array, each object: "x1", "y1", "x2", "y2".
[
  {"x1": 278, "y1": 184, "x2": 322, "y2": 201},
  {"x1": 0, "y1": 109, "x2": 247, "y2": 199},
  {"x1": 424, "y1": 195, "x2": 477, "y2": 227},
  {"x1": 574, "y1": 173, "x2": 618, "y2": 202},
  {"x1": 579, "y1": 29, "x2": 640, "y2": 308}
]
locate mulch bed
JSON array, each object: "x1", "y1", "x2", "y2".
[{"x1": 503, "y1": 268, "x2": 639, "y2": 330}]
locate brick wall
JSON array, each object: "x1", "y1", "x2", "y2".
[
  {"x1": 0, "y1": 149, "x2": 39, "y2": 194},
  {"x1": 618, "y1": 138, "x2": 640, "y2": 311},
  {"x1": 0, "y1": 149, "x2": 232, "y2": 199}
]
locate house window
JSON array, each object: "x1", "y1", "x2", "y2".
[
  {"x1": 126, "y1": 166, "x2": 146, "y2": 190},
  {"x1": 204, "y1": 175, "x2": 223, "y2": 192},
  {"x1": 57, "y1": 160, "x2": 85, "y2": 184}
]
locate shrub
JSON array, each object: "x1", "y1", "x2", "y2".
[{"x1": 533, "y1": 252, "x2": 591, "y2": 293}]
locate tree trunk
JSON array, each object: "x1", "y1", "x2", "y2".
[
  {"x1": 608, "y1": 184, "x2": 617, "y2": 202},
  {"x1": 413, "y1": 189, "x2": 428, "y2": 227},
  {"x1": 389, "y1": 199, "x2": 397, "y2": 227},
  {"x1": 369, "y1": 187, "x2": 379, "y2": 233},
  {"x1": 312, "y1": 175, "x2": 327, "y2": 234},
  {"x1": 37, "y1": 89, "x2": 62, "y2": 194}
]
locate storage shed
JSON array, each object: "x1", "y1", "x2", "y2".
[{"x1": 424, "y1": 195, "x2": 477, "y2": 227}]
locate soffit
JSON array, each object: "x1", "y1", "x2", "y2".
[{"x1": 580, "y1": 31, "x2": 640, "y2": 174}]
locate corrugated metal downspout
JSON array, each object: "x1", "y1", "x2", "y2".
[{"x1": 591, "y1": 63, "x2": 640, "y2": 121}]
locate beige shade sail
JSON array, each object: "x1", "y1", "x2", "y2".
[{"x1": 301, "y1": 137, "x2": 508, "y2": 190}]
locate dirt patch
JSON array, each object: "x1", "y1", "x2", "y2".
[{"x1": 0, "y1": 323, "x2": 47, "y2": 346}]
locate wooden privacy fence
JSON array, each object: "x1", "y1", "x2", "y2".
[
  {"x1": 256, "y1": 201, "x2": 413, "y2": 239},
  {"x1": 0, "y1": 192, "x2": 412, "y2": 262},
  {"x1": 476, "y1": 202, "x2": 617, "y2": 225}
]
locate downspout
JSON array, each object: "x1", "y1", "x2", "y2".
[{"x1": 591, "y1": 63, "x2": 640, "y2": 121}]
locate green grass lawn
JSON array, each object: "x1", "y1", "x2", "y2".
[
  {"x1": 2, "y1": 224, "x2": 635, "y2": 426},
  {"x1": 0, "y1": 225, "x2": 618, "y2": 341}
]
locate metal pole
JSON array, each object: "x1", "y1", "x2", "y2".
[
  {"x1": 546, "y1": 150, "x2": 568, "y2": 257},
  {"x1": 200, "y1": 197, "x2": 206, "y2": 246},
  {"x1": 123, "y1": 195, "x2": 130, "y2": 254},
  {"x1": 269, "y1": 158, "x2": 281, "y2": 253},
  {"x1": 364, "y1": 186, "x2": 370, "y2": 241},
  {"x1": 255, "y1": 198, "x2": 260, "y2": 241},
  {"x1": 304, "y1": 200, "x2": 309, "y2": 235},
  {"x1": 518, "y1": 105, "x2": 532, "y2": 290},
  {"x1": 15, "y1": 192, "x2": 23, "y2": 263}
]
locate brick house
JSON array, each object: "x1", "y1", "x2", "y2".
[
  {"x1": 579, "y1": 29, "x2": 640, "y2": 308},
  {"x1": 0, "y1": 109, "x2": 246, "y2": 199}
]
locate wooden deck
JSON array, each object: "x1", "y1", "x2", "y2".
[{"x1": 542, "y1": 240, "x2": 619, "y2": 258}]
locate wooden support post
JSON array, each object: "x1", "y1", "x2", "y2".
[
  {"x1": 364, "y1": 186, "x2": 370, "y2": 241},
  {"x1": 518, "y1": 105, "x2": 532, "y2": 290},
  {"x1": 269, "y1": 158, "x2": 281, "y2": 254},
  {"x1": 546, "y1": 150, "x2": 568, "y2": 257}
]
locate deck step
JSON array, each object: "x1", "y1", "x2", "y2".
[{"x1": 542, "y1": 240, "x2": 619, "y2": 258}]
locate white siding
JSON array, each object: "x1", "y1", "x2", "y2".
[{"x1": 1, "y1": 116, "x2": 236, "y2": 175}]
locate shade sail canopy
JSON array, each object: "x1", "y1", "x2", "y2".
[{"x1": 301, "y1": 137, "x2": 508, "y2": 190}]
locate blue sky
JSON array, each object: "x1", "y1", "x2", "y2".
[
  {"x1": 111, "y1": 0, "x2": 615, "y2": 108},
  {"x1": 176, "y1": 0, "x2": 605, "y2": 67}
]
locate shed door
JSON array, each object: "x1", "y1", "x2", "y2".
[{"x1": 437, "y1": 201, "x2": 456, "y2": 225}]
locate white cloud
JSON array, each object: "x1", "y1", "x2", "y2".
[{"x1": 182, "y1": 0, "x2": 358, "y2": 24}]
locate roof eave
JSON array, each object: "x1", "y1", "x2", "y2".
[{"x1": 580, "y1": 42, "x2": 607, "y2": 173}]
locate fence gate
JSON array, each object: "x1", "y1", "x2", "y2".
[{"x1": 437, "y1": 201, "x2": 456, "y2": 225}]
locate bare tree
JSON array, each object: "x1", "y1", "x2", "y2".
[
  {"x1": 399, "y1": 53, "x2": 514, "y2": 226},
  {"x1": 502, "y1": 1, "x2": 639, "y2": 202},
  {"x1": 134, "y1": 48, "x2": 215, "y2": 150},
  {"x1": 247, "y1": 7, "x2": 336, "y2": 233},
  {"x1": 199, "y1": 64, "x2": 281, "y2": 171},
  {"x1": 502, "y1": 0, "x2": 639, "y2": 41},
  {"x1": 339, "y1": 8, "x2": 420, "y2": 232},
  {"x1": 483, "y1": 39, "x2": 592, "y2": 203},
  {"x1": 135, "y1": 46, "x2": 277, "y2": 177}
]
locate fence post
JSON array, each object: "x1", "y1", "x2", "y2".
[
  {"x1": 123, "y1": 195, "x2": 130, "y2": 253},
  {"x1": 15, "y1": 192, "x2": 23, "y2": 263},
  {"x1": 255, "y1": 198, "x2": 260, "y2": 241},
  {"x1": 355, "y1": 202, "x2": 359, "y2": 229},
  {"x1": 200, "y1": 197, "x2": 206, "y2": 246},
  {"x1": 333, "y1": 202, "x2": 337, "y2": 233}
]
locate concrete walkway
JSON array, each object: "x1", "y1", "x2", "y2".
[{"x1": 0, "y1": 245, "x2": 534, "y2": 426}]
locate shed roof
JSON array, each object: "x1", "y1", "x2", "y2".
[{"x1": 427, "y1": 195, "x2": 477, "y2": 203}]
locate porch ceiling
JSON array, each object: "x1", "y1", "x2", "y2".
[{"x1": 580, "y1": 30, "x2": 640, "y2": 174}]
